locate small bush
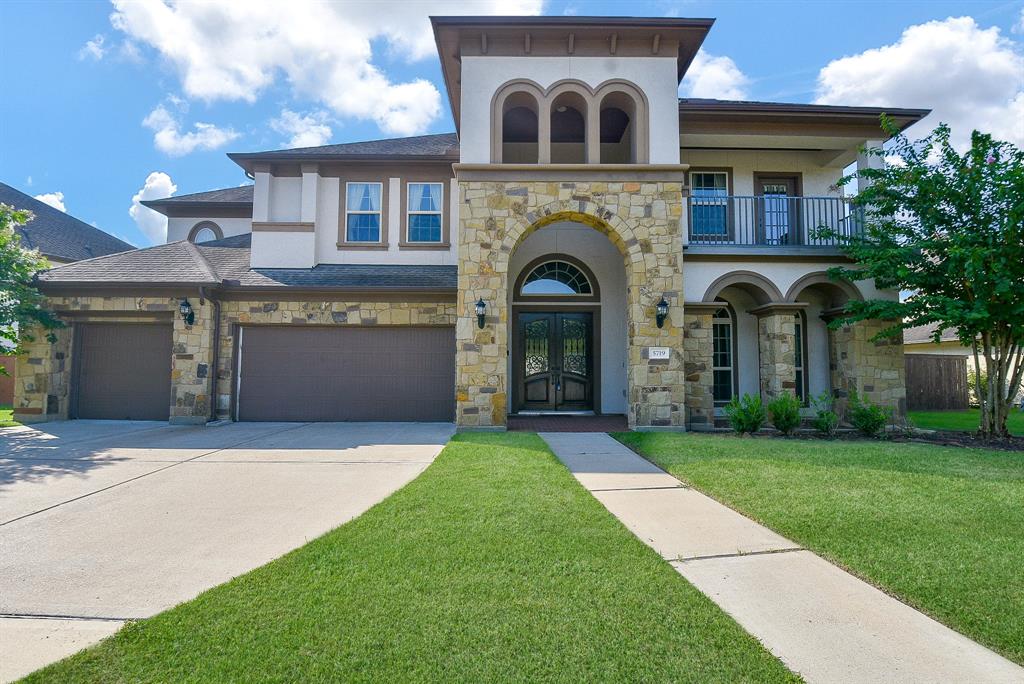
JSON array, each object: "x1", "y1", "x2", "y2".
[
  {"x1": 810, "y1": 392, "x2": 840, "y2": 438},
  {"x1": 848, "y1": 392, "x2": 890, "y2": 437},
  {"x1": 767, "y1": 393, "x2": 802, "y2": 435},
  {"x1": 724, "y1": 393, "x2": 766, "y2": 435}
]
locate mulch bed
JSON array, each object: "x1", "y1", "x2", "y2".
[{"x1": 708, "y1": 428, "x2": 1024, "y2": 452}]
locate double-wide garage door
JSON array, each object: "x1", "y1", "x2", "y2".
[
  {"x1": 236, "y1": 326, "x2": 455, "y2": 422},
  {"x1": 73, "y1": 323, "x2": 172, "y2": 420}
]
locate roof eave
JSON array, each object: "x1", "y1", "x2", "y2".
[{"x1": 227, "y1": 152, "x2": 459, "y2": 173}]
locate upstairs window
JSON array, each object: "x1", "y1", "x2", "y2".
[
  {"x1": 188, "y1": 221, "x2": 222, "y2": 243},
  {"x1": 345, "y1": 182, "x2": 382, "y2": 243},
  {"x1": 407, "y1": 182, "x2": 443, "y2": 243},
  {"x1": 691, "y1": 171, "x2": 729, "y2": 239}
]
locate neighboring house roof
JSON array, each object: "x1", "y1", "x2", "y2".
[
  {"x1": 0, "y1": 182, "x2": 134, "y2": 262},
  {"x1": 37, "y1": 234, "x2": 457, "y2": 292},
  {"x1": 141, "y1": 185, "x2": 255, "y2": 218},
  {"x1": 903, "y1": 322, "x2": 962, "y2": 345},
  {"x1": 228, "y1": 133, "x2": 460, "y2": 173}
]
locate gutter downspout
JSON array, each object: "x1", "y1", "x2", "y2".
[{"x1": 199, "y1": 286, "x2": 221, "y2": 423}]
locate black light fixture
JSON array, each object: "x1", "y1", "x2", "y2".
[
  {"x1": 655, "y1": 296, "x2": 669, "y2": 329},
  {"x1": 475, "y1": 298, "x2": 487, "y2": 329},
  {"x1": 179, "y1": 298, "x2": 195, "y2": 326}
]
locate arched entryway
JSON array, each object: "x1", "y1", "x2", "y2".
[{"x1": 508, "y1": 225, "x2": 628, "y2": 415}]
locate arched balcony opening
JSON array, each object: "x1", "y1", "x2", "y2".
[
  {"x1": 599, "y1": 91, "x2": 637, "y2": 164},
  {"x1": 549, "y1": 91, "x2": 587, "y2": 164},
  {"x1": 501, "y1": 91, "x2": 540, "y2": 164}
]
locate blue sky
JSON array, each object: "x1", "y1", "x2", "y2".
[{"x1": 1, "y1": 0, "x2": 1022, "y2": 247}]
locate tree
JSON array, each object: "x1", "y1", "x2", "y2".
[
  {"x1": 818, "y1": 119, "x2": 1024, "y2": 438},
  {"x1": 0, "y1": 203, "x2": 63, "y2": 375}
]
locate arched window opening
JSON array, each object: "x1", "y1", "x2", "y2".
[
  {"x1": 599, "y1": 92, "x2": 637, "y2": 163},
  {"x1": 188, "y1": 221, "x2": 222, "y2": 243},
  {"x1": 712, "y1": 304, "x2": 736, "y2": 406},
  {"x1": 520, "y1": 260, "x2": 593, "y2": 296},
  {"x1": 549, "y1": 92, "x2": 587, "y2": 164},
  {"x1": 502, "y1": 92, "x2": 539, "y2": 163}
]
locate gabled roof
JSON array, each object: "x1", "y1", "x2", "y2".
[
  {"x1": 903, "y1": 322, "x2": 962, "y2": 345},
  {"x1": 37, "y1": 233, "x2": 457, "y2": 292},
  {"x1": 228, "y1": 133, "x2": 459, "y2": 174},
  {"x1": 0, "y1": 182, "x2": 134, "y2": 262}
]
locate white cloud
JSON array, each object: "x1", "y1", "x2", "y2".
[
  {"x1": 679, "y1": 49, "x2": 749, "y2": 100},
  {"x1": 142, "y1": 104, "x2": 240, "y2": 156},
  {"x1": 78, "y1": 34, "x2": 106, "y2": 61},
  {"x1": 25, "y1": 176, "x2": 32, "y2": 187},
  {"x1": 33, "y1": 192, "x2": 66, "y2": 212},
  {"x1": 815, "y1": 16, "x2": 1024, "y2": 148},
  {"x1": 271, "y1": 109, "x2": 333, "y2": 148},
  {"x1": 108, "y1": 0, "x2": 542, "y2": 136},
  {"x1": 130, "y1": 172, "x2": 176, "y2": 244},
  {"x1": 1014, "y1": 8, "x2": 1024, "y2": 34}
]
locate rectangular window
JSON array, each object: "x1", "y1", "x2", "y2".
[
  {"x1": 407, "y1": 182, "x2": 443, "y2": 243},
  {"x1": 691, "y1": 171, "x2": 729, "y2": 239},
  {"x1": 712, "y1": 308, "x2": 734, "y2": 405},
  {"x1": 345, "y1": 182, "x2": 382, "y2": 243},
  {"x1": 794, "y1": 313, "x2": 806, "y2": 404}
]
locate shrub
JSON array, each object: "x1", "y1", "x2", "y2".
[
  {"x1": 810, "y1": 392, "x2": 840, "y2": 438},
  {"x1": 724, "y1": 393, "x2": 766, "y2": 435},
  {"x1": 767, "y1": 393, "x2": 802, "y2": 435},
  {"x1": 848, "y1": 392, "x2": 890, "y2": 437}
]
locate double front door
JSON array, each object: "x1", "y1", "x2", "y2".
[{"x1": 516, "y1": 311, "x2": 594, "y2": 411}]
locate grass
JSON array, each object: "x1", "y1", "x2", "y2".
[
  {"x1": 908, "y1": 408, "x2": 1024, "y2": 435},
  {"x1": 27, "y1": 433, "x2": 796, "y2": 683},
  {"x1": 616, "y1": 432, "x2": 1024, "y2": 665},
  {"x1": 0, "y1": 404, "x2": 18, "y2": 428}
]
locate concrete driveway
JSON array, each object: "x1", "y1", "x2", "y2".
[{"x1": 0, "y1": 420, "x2": 452, "y2": 681}]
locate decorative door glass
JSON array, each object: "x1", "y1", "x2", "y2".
[
  {"x1": 524, "y1": 318, "x2": 550, "y2": 376},
  {"x1": 561, "y1": 317, "x2": 588, "y2": 377}
]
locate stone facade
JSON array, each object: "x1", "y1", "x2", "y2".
[
  {"x1": 829, "y1": 318, "x2": 907, "y2": 415},
  {"x1": 456, "y1": 177, "x2": 686, "y2": 429},
  {"x1": 682, "y1": 309, "x2": 714, "y2": 429},
  {"x1": 756, "y1": 309, "x2": 799, "y2": 400}
]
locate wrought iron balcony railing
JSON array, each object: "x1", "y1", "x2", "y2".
[{"x1": 687, "y1": 195, "x2": 863, "y2": 247}]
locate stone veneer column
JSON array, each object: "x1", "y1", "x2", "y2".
[
  {"x1": 456, "y1": 177, "x2": 685, "y2": 430},
  {"x1": 170, "y1": 297, "x2": 215, "y2": 425},
  {"x1": 13, "y1": 325, "x2": 72, "y2": 422},
  {"x1": 755, "y1": 307, "x2": 799, "y2": 401},
  {"x1": 682, "y1": 306, "x2": 715, "y2": 430},
  {"x1": 828, "y1": 317, "x2": 907, "y2": 416}
]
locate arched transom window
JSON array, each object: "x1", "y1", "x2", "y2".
[{"x1": 521, "y1": 260, "x2": 593, "y2": 296}]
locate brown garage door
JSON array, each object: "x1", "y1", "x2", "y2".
[
  {"x1": 237, "y1": 326, "x2": 455, "y2": 422},
  {"x1": 73, "y1": 323, "x2": 172, "y2": 420}
]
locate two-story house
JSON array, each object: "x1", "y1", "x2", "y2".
[{"x1": 15, "y1": 15, "x2": 927, "y2": 429}]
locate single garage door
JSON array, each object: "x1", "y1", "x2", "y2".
[
  {"x1": 237, "y1": 326, "x2": 455, "y2": 422},
  {"x1": 73, "y1": 323, "x2": 172, "y2": 420}
]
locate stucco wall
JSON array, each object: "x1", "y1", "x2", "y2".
[
  {"x1": 167, "y1": 217, "x2": 252, "y2": 243},
  {"x1": 683, "y1": 260, "x2": 893, "y2": 303},
  {"x1": 459, "y1": 56, "x2": 680, "y2": 164},
  {"x1": 680, "y1": 149, "x2": 843, "y2": 196}
]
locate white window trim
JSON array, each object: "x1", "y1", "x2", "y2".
[
  {"x1": 712, "y1": 307, "x2": 735, "y2": 407},
  {"x1": 345, "y1": 181, "x2": 384, "y2": 243},
  {"x1": 406, "y1": 182, "x2": 444, "y2": 243}
]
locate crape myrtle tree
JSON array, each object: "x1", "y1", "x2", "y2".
[
  {"x1": 0, "y1": 203, "x2": 62, "y2": 374},
  {"x1": 818, "y1": 118, "x2": 1024, "y2": 438}
]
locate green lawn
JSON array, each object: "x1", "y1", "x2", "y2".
[
  {"x1": 616, "y1": 432, "x2": 1024, "y2": 665},
  {"x1": 908, "y1": 408, "x2": 1024, "y2": 435},
  {"x1": 27, "y1": 433, "x2": 795, "y2": 683},
  {"x1": 0, "y1": 404, "x2": 18, "y2": 428}
]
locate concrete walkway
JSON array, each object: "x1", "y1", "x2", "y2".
[{"x1": 541, "y1": 432, "x2": 1024, "y2": 684}]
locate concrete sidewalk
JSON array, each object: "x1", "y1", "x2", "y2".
[{"x1": 541, "y1": 432, "x2": 1024, "y2": 684}]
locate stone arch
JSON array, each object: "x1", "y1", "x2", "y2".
[
  {"x1": 785, "y1": 271, "x2": 863, "y2": 307},
  {"x1": 702, "y1": 270, "x2": 784, "y2": 306}
]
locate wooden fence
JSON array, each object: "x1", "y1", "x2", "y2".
[{"x1": 905, "y1": 354, "x2": 969, "y2": 410}]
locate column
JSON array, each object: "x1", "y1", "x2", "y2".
[
  {"x1": 754, "y1": 305, "x2": 800, "y2": 401},
  {"x1": 682, "y1": 305, "x2": 716, "y2": 429}
]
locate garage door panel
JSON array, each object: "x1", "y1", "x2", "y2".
[
  {"x1": 75, "y1": 323, "x2": 172, "y2": 421},
  {"x1": 238, "y1": 326, "x2": 455, "y2": 422}
]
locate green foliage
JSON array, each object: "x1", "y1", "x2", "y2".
[
  {"x1": 968, "y1": 369, "x2": 988, "y2": 408},
  {"x1": 767, "y1": 392, "x2": 802, "y2": 435},
  {"x1": 0, "y1": 203, "x2": 62, "y2": 374},
  {"x1": 724, "y1": 393, "x2": 767, "y2": 434},
  {"x1": 814, "y1": 119, "x2": 1024, "y2": 437},
  {"x1": 810, "y1": 391, "x2": 840, "y2": 437},
  {"x1": 848, "y1": 392, "x2": 890, "y2": 437}
]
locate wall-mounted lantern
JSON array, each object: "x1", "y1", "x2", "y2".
[
  {"x1": 475, "y1": 298, "x2": 487, "y2": 329},
  {"x1": 179, "y1": 298, "x2": 195, "y2": 326},
  {"x1": 655, "y1": 296, "x2": 669, "y2": 329}
]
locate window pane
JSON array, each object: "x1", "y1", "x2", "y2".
[
  {"x1": 521, "y1": 261, "x2": 592, "y2": 295},
  {"x1": 193, "y1": 227, "x2": 217, "y2": 243},
  {"x1": 692, "y1": 173, "x2": 728, "y2": 237},
  {"x1": 346, "y1": 213, "x2": 380, "y2": 242},
  {"x1": 347, "y1": 183, "x2": 380, "y2": 212},
  {"x1": 408, "y1": 183, "x2": 442, "y2": 212},
  {"x1": 713, "y1": 370, "x2": 733, "y2": 403},
  {"x1": 408, "y1": 213, "x2": 442, "y2": 242}
]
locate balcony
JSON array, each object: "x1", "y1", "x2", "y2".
[{"x1": 686, "y1": 196, "x2": 863, "y2": 248}]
